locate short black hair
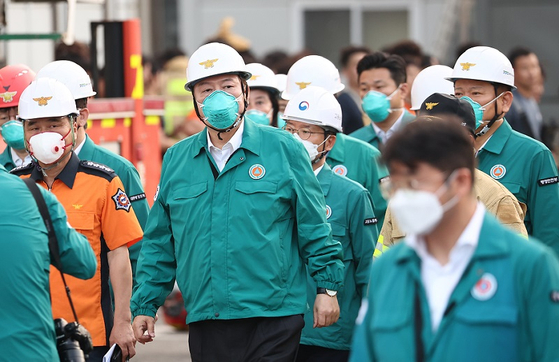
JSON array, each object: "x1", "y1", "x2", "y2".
[
  {"x1": 357, "y1": 52, "x2": 407, "y2": 85},
  {"x1": 340, "y1": 45, "x2": 371, "y2": 68},
  {"x1": 508, "y1": 47, "x2": 535, "y2": 68},
  {"x1": 382, "y1": 117, "x2": 475, "y2": 184}
]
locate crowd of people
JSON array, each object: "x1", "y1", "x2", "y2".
[{"x1": 1, "y1": 30, "x2": 559, "y2": 362}]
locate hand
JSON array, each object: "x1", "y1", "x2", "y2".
[
  {"x1": 109, "y1": 320, "x2": 136, "y2": 360},
  {"x1": 313, "y1": 294, "x2": 340, "y2": 328},
  {"x1": 132, "y1": 315, "x2": 156, "y2": 345}
]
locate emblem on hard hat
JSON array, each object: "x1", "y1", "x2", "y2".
[
  {"x1": 250, "y1": 75, "x2": 261, "y2": 81},
  {"x1": 298, "y1": 101, "x2": 309, "y2": 111},
  {"x1": 460, "y1": 62, "x2": 476, "y2": 71},
  {"x1": 33, "y1": 96, "x2": 53, "y2": 106},
  {"x1": 425, "y1": 102, "x2": 439, "y2": 110},
  {"x1": 199, "y1": 59, "x2": 219, "y2": 69},
  {"x1": 0, "y1": 91, "x2": 17, "y2": 103},
  {"x1": 295, "y1": 82, "x2": 311, "y2": 90}
]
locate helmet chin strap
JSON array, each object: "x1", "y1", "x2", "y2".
[{"x1": 474, "y1": 85, "x2": 505, "y2": 138}]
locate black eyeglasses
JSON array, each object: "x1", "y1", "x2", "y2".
[{"x1": 282, "y1": 125, "x2": 325, "y2": 140}]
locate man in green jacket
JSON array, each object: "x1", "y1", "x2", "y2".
[
  {"x1": 350, "y1": 119, "x2": 559, "y2": 361},
  {"x1": 131, "y1": 43, "x2": 344, "y2": 362},
  {"x1": 36, "y1": 60, "x2": 149, "y2": 278},
  {"x1": 349, "y1": 52, "x2": 415, "y2": 150},
  {"x1": 450, "y1": 46, "x2": 559, "y2": 256},
  {"x1": 282, "y1": 86, "x2": 377, "y2": 362},
  {"x1": 283, "y1": 54, "x2": 389, "y2": 226},
  {"x1": 0, "y1": 166, "x2": 97, "y2": 361}
]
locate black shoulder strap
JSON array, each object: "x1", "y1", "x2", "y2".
[
  {"x1": 23, "y1": 178, "x2": 81, "y2": 323},
  {"x1": 23, "y1": 178, "x2": 62, "y2": 270}
]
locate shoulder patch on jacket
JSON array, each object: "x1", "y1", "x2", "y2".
[
  {"x1": 538, "y1": 176, "x2": 558, "y2": 186},
  {"x1": 79, "y1": 160, "x2": 117, "y2": 181},
  {"x1": 129, "y1": 193, "x2": 146, "y2": 202},
  {"x1": 364, "y1": 217, "x2": 378, "y2": 226},
  {"x1": 10, "y1": 162, "x2": 33, "y2": 176}
]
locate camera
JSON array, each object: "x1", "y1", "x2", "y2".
[{"x1": 54, "y1": 318, "x2": 94, "y2": 362}]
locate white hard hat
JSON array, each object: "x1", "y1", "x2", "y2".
[
  {"x1": 282, "y1": 55, "x2": 345, "y2": 100},
  {"x1": 410, "y1": 65, "x2": 453, "y2": 110},
  {"x1": 185, "y1": 42, "x2": 252, "y2": 91},
  {"x1": 447, "y1": 46, "x2": 516, "y2": 89},
  {"x1": 18, "y1": 78, "x2": 79, "y2": 120},
  {"x1": 283, "y1": 85, "x2": 343, "y2": 132},
  {"x1": 36, "y1": 60, "x2": 96, "y2": 99},
  {"x1": 246, "y1": 63, "x2": 279, "y2": 95},
  {"x1": 275, "y1": 74, "x2": 287, "y2": 93}
]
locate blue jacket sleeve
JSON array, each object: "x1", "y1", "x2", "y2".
[{"x1": 42, "y1": 187, "x2": 97, "y2": 279}]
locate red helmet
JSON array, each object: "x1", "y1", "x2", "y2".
[{"x1": 0, "y1": 64, "x2": 36, "y2": 109}]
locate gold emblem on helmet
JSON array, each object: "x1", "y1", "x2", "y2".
[
  {"x1": 460, "y1": 62, "x2": 476, "y2": 71},
  {"x1": 0, "y1": 91, "x2": 17, "y2": 103},
  {"x1": 295, "y1": 82, "x2": 311, "y2": 90},
  {"x1": 425, "y1": 102, "x2": 439, "y2": 110},
  {"x1": 199, "y1": 59, "x2": 219, "y2": 69},
  {"x1": 250, "y1": 75, "x2": 261, "y2": 81},
  {"x1": 33, "y1": 96, "x2": 53, "y2": 106}
]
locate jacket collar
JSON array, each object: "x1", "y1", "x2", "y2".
[
  {"x1": 316, "y1": 163, "x2": 333, "y2": 196},
  {"x1": 326, "y1": 133, "x2": 347, "y2": 163},
  {"x1": 30, "y1": 152, "x2": 80, "y2": 189},
  {"x1": 481, "y1": 120, "x2": 513, "y2": 155},
  {"x1": 394, "y1": 212, "x2": 510, "y2": 266},
  {"x1": 76, "y1": 134, "x2": 96, "y2": 160}
]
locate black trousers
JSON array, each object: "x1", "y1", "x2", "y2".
[
  {"x1": 296, "y1": 344, "x2": 349, "y2": 362},
  {"x1": 189, "y1": 315, "x2": 304, "y2": 362}
]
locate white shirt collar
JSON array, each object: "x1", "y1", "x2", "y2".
[
  {"x1": 372, "y1": 110, "x2": 405, "y2": 144},
  {"x1": 73, "y1": 137, "x2": 86, "y2": 156},
  {"x1": 313, "y1": 164, "x2": 324, "y2": 176},
  {"x1": 10, "y1": 147, "x2": 32, "y2": 168},
  {"x1": 207, "y1": 121, "x2": 245, "y2": 172},
  {"x1": 207, "y1": 120, "x2": 244, "y2": 153}
]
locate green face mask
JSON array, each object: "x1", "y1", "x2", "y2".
[
  {"x1": 245, "y1": 109, "x2": 271, "y2": 126},
  {"x1": 197, "y1": 90, "x2": 241, "y2": 130},
  {"x1": 461, "y1": 93, "x2": 505, "y2": 129},
  {"x1": 1, "y1": 120, "x2": 25, "y2": 150}
]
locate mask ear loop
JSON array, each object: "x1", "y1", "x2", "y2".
[
  {"x1": 313, "y1": 134, "x2": 332, "y2": 164},
  {"x1": 192, "y1": 76, "x2": 247, "y2": 140},
  {"x1": 38, "y1": 115, "x2": 77, "y2": 173},
  {"x1": 387, "y1": 85, "x2": 404, "y2": 113},
  {"x1": 474, "y1": 85, "x2": 506, "y2": 137}
]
